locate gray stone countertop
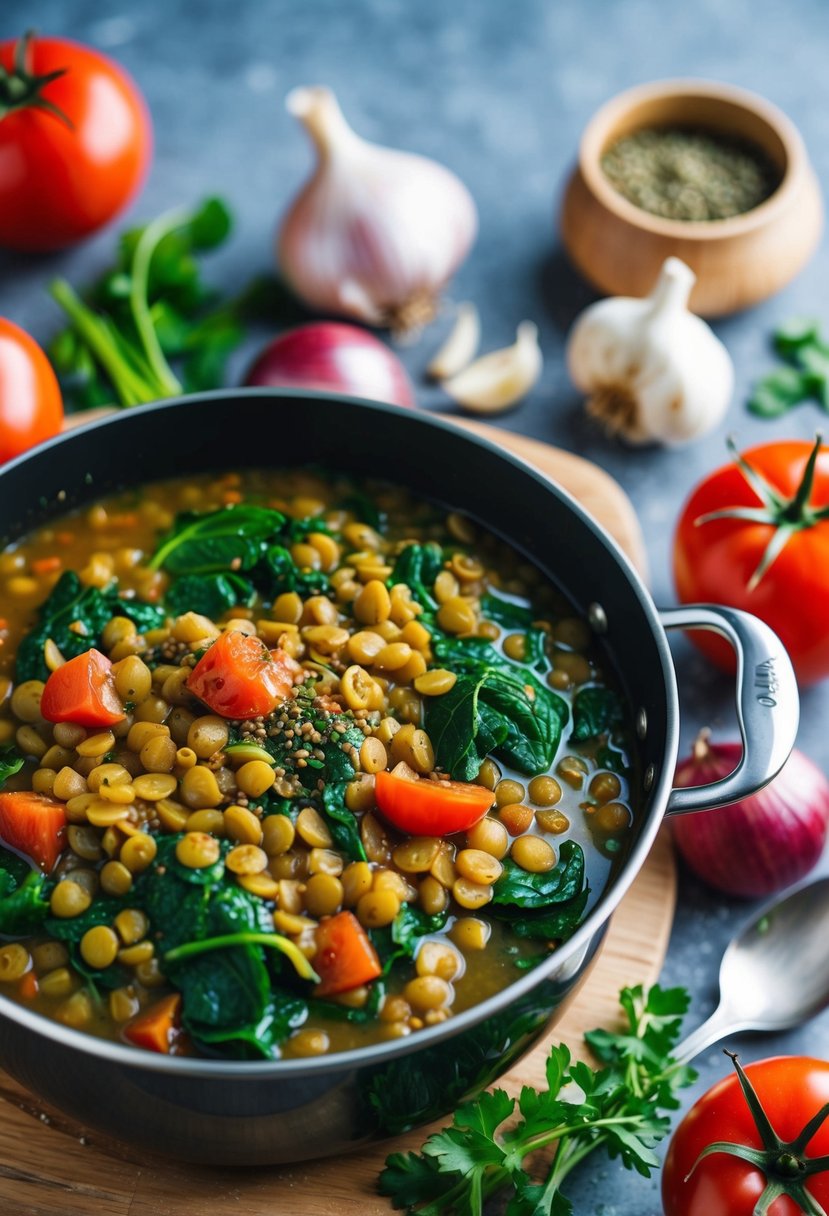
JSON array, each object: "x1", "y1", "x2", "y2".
[{"x1": 3, "y1": 1, "x2": 829, "y2": 1212}]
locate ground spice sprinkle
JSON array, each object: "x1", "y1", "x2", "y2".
[{"x1": 601, "y1": 125, "x2": 780, "y2": 221}]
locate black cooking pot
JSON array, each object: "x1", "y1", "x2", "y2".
[{"x1": 0, "y1": 391, "x2": 799, "y2": 1165}]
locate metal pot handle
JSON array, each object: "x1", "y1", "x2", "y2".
[{"x1": 659, "y1": 605, "x2": 799, "y2": 817}]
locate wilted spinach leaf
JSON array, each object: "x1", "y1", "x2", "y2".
[
  {"x1": 481, "y1": 591, "x2": 549, "y2": 669},
  {"x1": 15, "y1": 573, "x2": 164, "y2": 683},
  {"x1": 16, "y1": 573, "x2": 115, "y2": 683},
  {"x1": 390, "y1": 543, "x2": 442, "y2": 609},
  {"x1": 149, "y1": 505, "x2": 286, "y2": 576},
  {"x1": 571, "y1": 687, "x2": 624, "y2": 741},
  {"x1": 0, "y1": 747, "x2": 24, "y2": 789},
  {"x1": 425, "y1": 673, "x2": 487, "y2": 781},
  {"x1": 502, "y1": 888, "x2": 590, "y2": 943},
  {"x1": 371, "y1": 904, "x2": 448, "y2": 974},
  {"x1": 321, "y1": 782, "x2": 366, "y2": 862},
  {"x1": 0, "y1": 863, "x2": 50, "y2": 935},
  {"x1": 426, "y1": 652, "x2": 566, "y2": 779},
  {"x1": 46, "y1": 895, "x2": 130, "y2": 944},
  {"x1": 164, "y1": 572, "x2": 256, "y2": 618},
  {"x1": 258, "y1": 545, "x2": 330, "y2": 599},
  {"x1": 492, "y1": 840, "x2": 586, "y2": 911}
]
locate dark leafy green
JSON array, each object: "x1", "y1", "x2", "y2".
[
  {"x1": 748, "y1": 317, "x2": 829, "y2": 417},
  {"x1": 502, "y1": 887, "x2": 590, "y2": 943},
  {"x1": 340, "y1": 490, "x2": 385, "y2": 533},
  {"x1": 480, "y1": 591, "x2": 549, "y2": 669},
  {"x1": 492, "y1": 840, "x2": 585, "y2": 911},
  {"x1": 0, "y1": 746, "x2": 24, "y2": 789},
  {"x1": 424, "y1": 673, "x2": 485, "y2": 782},
  {"x1": 571, "y1": 686, "x2": 624, "y2": 741},
  {"x1": 380, "y1": 984, "x2": 695, "y2": 1215},
  {"x1": 148, "y1": 505, "x2": 285, "y2": 575},
  {"x1": 321, "y1": 782, "x2": 366, "y2": 862},
  {"x1": 425, "y1": 645, "x2": 567, "y2": 779},
  {"x1": 0, "y1": 856, "x2": 50, "y2": 936},
  {"x1": 390, "y1": 543, "x2": 442, "y2": 609},
  {"x1": 15, "y1": 573, "x2": 164, "y2": 683},
  {"x1": 371, "y1": 905, "x2": 449, "y2": 975},
  {"x1": 46, "y1": 895, "x2": 128, "y2": 943},
  {"x1": 16, "y1": 572, "x2": 114, "y2": 683},
  {"x1": 258, "y1": 544, "x2": 330, "y2": 599},
  {"x1": 49, "y1": 199, "x2": 299, "y2": 409},
  {"x1": 148, "y1": 506, "x2": 335, "y2": 605},
  {"x1": 164, "y1": 572, "x2": 256, "y2": 619},
  {"x1": 133, "y1": 836, "x2": 302, "y2": 1059}
]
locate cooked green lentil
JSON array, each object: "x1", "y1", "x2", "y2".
[{"x1": 0, "y1": 469, "x2": 635, "y2": 1059}]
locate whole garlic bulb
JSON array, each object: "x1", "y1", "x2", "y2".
[
  {"x1": 566, "y1": 257, "x2": 734, "y2": 445},
  {"x1": 278, "y1": 86, "x2": 478, "y2": 331}
]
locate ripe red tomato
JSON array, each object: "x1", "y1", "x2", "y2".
[
  {"x1": 374, "y1": 769, "x2": 494, "y2": 834},
  {"x1": 0, "y1": 32, "x2": 152, "y2": 251},
  {"x1": 187, "y1": 631, "x2": 301, "y2": 719},
  {"x1": 673, "y1": 439, "x2": 829, "y2": 685},
  {"x1": 662, "y1": 1056, "x2": 829, "y2": 1216},
  {"x1": 40, "y1": 648, "x2": 125, "y2": 729},
  {"x1": 0, "y1": 319, "x2": 63, "y2": 461}
]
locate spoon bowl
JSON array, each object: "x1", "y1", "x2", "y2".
[{"x1": 677, "y1": 875, "x2": 829, "y2": 1063}]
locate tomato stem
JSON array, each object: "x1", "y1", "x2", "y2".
[
  {"x1": 0, "y1": 31, "x2": 73, "y2": 128},
  {"x1": 693, "y1": 434, "x2": 827, "y2": 590},
  {"x1": 685, "y1": 1052, "x2": 829, "y2": 1216}
]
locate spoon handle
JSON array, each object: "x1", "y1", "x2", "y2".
[{"x1": 673, "y1": 1007, "x2": 744, "y2": 1065}]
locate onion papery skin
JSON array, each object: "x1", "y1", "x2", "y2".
[
  {"x1": 244, "y1": 322, "x2": 416, "y2": 409},
  {"x1": 673, "y1": 740, "x2": 829, "y2": 898}
]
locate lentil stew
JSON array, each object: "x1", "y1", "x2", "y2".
[{"x1": 0, "y1": 469, "x2": 635, "y2": 1060}]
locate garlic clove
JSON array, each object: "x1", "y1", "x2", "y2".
[
  {"x1": 427, "y1": 303, "x2": 481, "y2": 379},
  {"x1": 441, "y1": 322, "x2": 543, "y2": 414},
  {"x1": 278, "y1": 86, "x2": 478, "y2": 332}
]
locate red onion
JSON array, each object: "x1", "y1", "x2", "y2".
[
  {"x1": 244, "y1": 323, "x2": 415, "y2": 408},
  {"x1": 673, "y1": 731, "x2": 829, "y2": 898}
]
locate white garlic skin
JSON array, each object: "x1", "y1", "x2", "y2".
[
  {"x1": 566, "y1": 257, "x2": 734, "y2": 446},
  {"x1": 278, "y1": 86, "x2": 478, "y2": 329}
]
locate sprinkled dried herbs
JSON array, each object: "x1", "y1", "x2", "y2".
[{"x1": 601, "y1": 126, "x2": 780, "y2": 222}]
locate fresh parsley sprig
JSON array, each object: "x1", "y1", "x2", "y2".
[
  {"x1": 379, "y1": 983, "x2": 695, "y2": 1216},
  {"x1": 749, "y1": 317, "x2": 829, "y2": 418}
]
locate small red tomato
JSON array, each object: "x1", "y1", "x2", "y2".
[
  {"x1": 313, "y1": 911, "x2": 382, "y2": 997},
  {"x1": 40, "y1": 648, "x2": 125, "y2": 729},
  {"x1": 374, "y1": 769, "x2": 494, "y2": 835},
  {"x1": 0, "y1": 791, "x2": 67, "y2": 872},
  {"x1": 0, "y1": 319, "x2": 63, "y2": 462},
  {"x1": 0, "y1": 32, "x2": 152, "y2": 251},
  {"x1": 673, "y1": 437, "x2": 829, "y2": 685},
  {"x1": 663, "y1": 1055, "x2": 829, "y2": 1216},
  {"x1": 187, "y1": 631, "x2": 300, "y2": 719}
]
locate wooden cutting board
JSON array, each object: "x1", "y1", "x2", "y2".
[{"x1": 0, "y1": 423, "x2": 673, "y2": 1216}]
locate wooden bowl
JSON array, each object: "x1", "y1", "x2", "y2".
[{"x1": 559, "y1": 79, "x2": 823, "y2": 315}]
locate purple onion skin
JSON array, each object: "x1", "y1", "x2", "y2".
[
  {"x1": 244, "y1": 322, "x2": 416, "y2": 409},
  {"x1": 672, "y1": 742, "x2": 829, "y2": 899}
]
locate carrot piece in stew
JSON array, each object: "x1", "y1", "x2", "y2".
[
  {"x1": 187, "y1": 631, "x2": 301, "y2": 719},
  {"x1": 40, "y1": 647, "x2": 126, "y2": 728},
  {"x1": 314, "y1": 910, "x2": 382, "y2": 997},
  {"x1": 374, "y1": 769, "x2": 494, "y2": 835},
  {"x1": 18, "y1": 971, "x2": 38, "y2": 1000},
  {"x1": 123, "y1": 993, "x2": 182, "y2": 1054},
  {"x1": 0, "y1": 791, "x2": 67, "y2": 872}
]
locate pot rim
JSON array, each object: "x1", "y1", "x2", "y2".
[{"x1": 0, "y1": 389, "x2": 679, "y2": 1080}]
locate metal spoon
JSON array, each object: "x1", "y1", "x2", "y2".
[{"x1": 675, "y1": 874, "x2": 829, "y2": 1064}]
